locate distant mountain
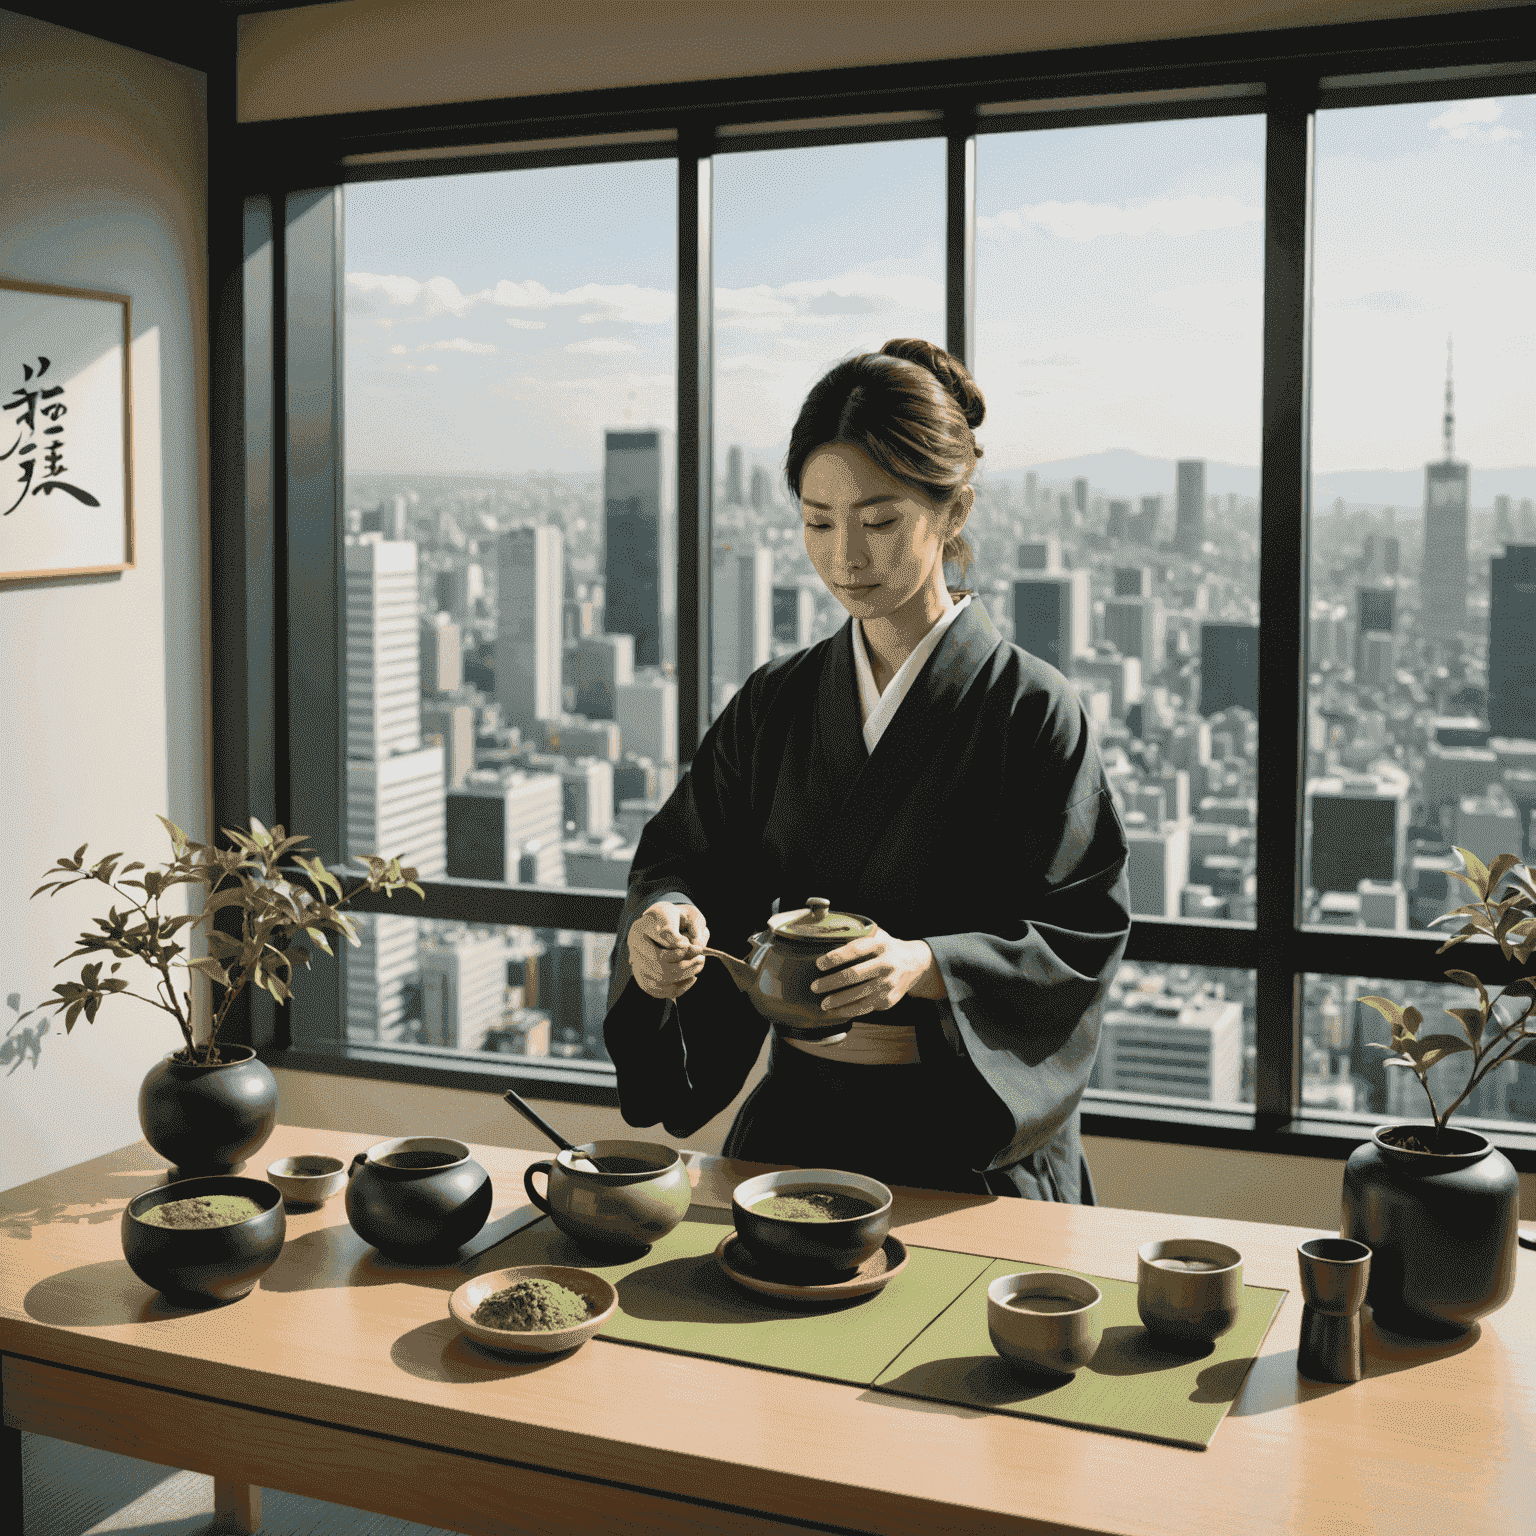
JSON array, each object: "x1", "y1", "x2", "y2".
[{"x1": 981, "y1": 448, "x2": 1536, "y2": 508}]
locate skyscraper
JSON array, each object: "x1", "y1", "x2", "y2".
[
  {"x1": 1134, "y1": 495, "x2": 1162, "y2": 545},
  {"x1": 1012, "y1": 572, "x2": 1090, "y2": 673},
  {"x1": 419, "y1": 926, "x2": 509, "y2": 1049},
  {"x1": 1175, "y1": 460, "x2": 1206, "y2": 556},
  {"x1": 1307, "y1": 769, "x2": 1410, "y2": 894},
  {"x1": 569, "y1": 632, "x2": 635, "y2": 720},
  {"x1": 604, "y1": 428, "x2": 674, "y2": 667},
  {"x1": 495, "y1": 522, "x2": 564, "y2": 733},
  {"x1": 447, "y1": 770, "x2": 563, "y2": 884},
  {"x1": 1095, "y1": 994, "x2": 1242, "y2": 1102},
  {"x1": 1421, "y1": 342, "x2": 1470, "y2": 640},
  {"x1": 772, "y1": 584, "x2": 816, "y2": 648},
  {"x1": 345, "y1": 537, "x2": 422, "y2": 764},
  {"x1": 724, "y1": 444, "x2": 745, "y2": 507},
  {"x1": 712, "y1": 543, "x2": 772, "y2": 692},
  {"x1": 1489, "y1": 545, "x2": 1536, "y2": 741},
  {"x1": 1199, "y1": 622, "x2": 1258, "y2": 716}
]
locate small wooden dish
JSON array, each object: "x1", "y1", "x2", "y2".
[
  {"x1": 449, "y1": 1264, "x2": 618, "y2": 1355},
  {"x1": 714, "y1": 1231, "x2": 909, "y2": 1303}
]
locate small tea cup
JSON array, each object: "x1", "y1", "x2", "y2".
[
  {"x1": 523, "y1": 1140, "x2": 690, "y2": 1252},
  {"x1": 1137, "y1": 1238, "x2": 1243, "y2": 1345},
  {"x1": 987, "y1": 1271, "x2": 1104, "y2": 1377},
  {"x1": 266, "y1": 1154, "x2": 347, "y2": 1207}
]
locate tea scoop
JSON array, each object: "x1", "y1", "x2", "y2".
[{"x1": 501, "y1": 1088, "x2": 618, "y2": 1174}]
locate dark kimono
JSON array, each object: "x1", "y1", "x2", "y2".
[{"x1": 603, "y1": 599, "x2": 1131, "y2": 1202}]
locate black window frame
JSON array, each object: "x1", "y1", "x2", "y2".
[{"x1": 208, "y1": 6, "x2": 1536, "y2": 1168}]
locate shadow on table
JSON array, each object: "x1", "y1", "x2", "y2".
[
  {"x1": 1084, "y1": 1324, "x2": 1214, "y2": 1377},
  {"x1": 0, "y1": 1147, "x2": 171, "y2": 1241},
  {"x1": 874, "y1": 1353, "x2": 1072, "y2": 1410},
  {"x1": 614, "y1": 1252, "x2": 872, "y2": 1326},
  {"x1": 24, "y1": 1259, "x2": 250, "y2": 1327},
  {"x1": 390, "y1": 1315, "x2": 581, "y2": 1384},
  {"x1": 1227, "y1": 1314, "x2": 1482, "y2": 1417},
  {"x1": 256, "y1": 1207, "x2": 542, "y2": 1295}
]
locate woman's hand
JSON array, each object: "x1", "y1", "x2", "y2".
[
  {"x1": 628, "y1": 901, "x2": 711, "y2": 1000},
  {"x1": 808, "y1": 927, "x2": 945, "y2": 1020}
]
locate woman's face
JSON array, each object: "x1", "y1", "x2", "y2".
[{"x1": 799, "y1": 443, "x2": 967, "y2": 621}]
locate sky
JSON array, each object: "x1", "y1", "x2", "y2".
[{"x1": 343, "y1": 93, "x2": 1534, "y2": 481}]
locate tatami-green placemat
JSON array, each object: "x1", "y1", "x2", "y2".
[
  {"x1": 872, "y1": 1258, "x2": 1287, "y2": 1450},
  {"x1": 473, "y1": 1212, "x2": 994, "y2": 1385}
]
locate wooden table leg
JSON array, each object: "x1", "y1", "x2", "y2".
[
  {"x1": 214, "y1": 1476, "x2": 261, "y2": 1532},
  {"x1": 1, "y1": 1359, "x2": 22, "y2": 1536}
]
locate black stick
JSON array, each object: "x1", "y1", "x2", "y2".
[{"x1": 501, "y1": 1089, "x2": 613, "y2": 1172}]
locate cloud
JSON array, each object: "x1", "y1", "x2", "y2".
[
  {"x1": 389, "y1": 344, "x2": 407, "y2": 355},
  {"x1": 565, "y1": 337, "x2": 637, "y2": 355},
  {"x1": 1333, "y1": 289, "x2": 1439, "y2": 314},
  {"x1": 345, "y1": 272, "x2": 478, "y2": 317},
  {"x1": 504, "y1": 317, "x2": 547, "y2": 330},
  {"x1": 1429, "y1": 99, "x2": 1521, "y2": 143},
  {"x1": 713, "y1": 273, "x2": 942, "y2": 335},
  {"x1": 979, "y1": 195, "x2": 1262, "y2": 241},
  {"x1": 417, "y1": 337, "x2": 498, "y2": 355}
]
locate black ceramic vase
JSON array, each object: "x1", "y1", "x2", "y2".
[
  {"x1": 345, "y1": 1135, "x2": 493, "y2": 1261},
  {"x1": 1341, "y1": 1124, "x2": 1519, "y2": 1338},
  {"x1": 138, "y1": 1045, "x2": 279, "y2": 1179}
]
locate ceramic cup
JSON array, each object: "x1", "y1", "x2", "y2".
[
  {"x1": 1137, "y1": 1238, "x2": 1243, "y2": 1345},
  {"x1": 987, "y1": 1271, "x2": 1104, "y2": 1377},
  {"x1": 522, "y1": 1140, "x2": 691, "y2": 1252},
  {"x1": 1297, "y1": 1236, "x2": 1371, "y2": 1384}
]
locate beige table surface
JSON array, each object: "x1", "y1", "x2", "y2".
[{"x1": 2, "y1": 1124, "x2": 1533, "y2": 1536}]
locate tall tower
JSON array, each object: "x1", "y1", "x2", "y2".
[
  {"x1": 711, "y1": 543, "x2": 772, "y2": 700},
  {"x1": 724, "y1": 444, "x2": 745, "y2": 507},
  {"x1": 1421, "y1": 339, "x2": 1470, "y2": 641},
  {"x1": 495, "y1": 522, "x2": 565, "y2": 733},
  {"x1": 604, "y1": 429, "x2": 675, "y2": 667},
  {"x1": 1175, "y1": 461, "x2": 1206, "y2": 556},
  {"x1": 342, "y1": 535, "x2": 446, "y2": 1044}
]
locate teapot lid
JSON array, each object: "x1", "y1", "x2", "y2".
[{"x1": 767, "y1": 897, "x2": 875, "y2": 943}]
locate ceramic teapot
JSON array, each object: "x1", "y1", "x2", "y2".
[
  {"x1": 345, "y1": 1135, "x2": 493, "y2": 1261},
  {"x1": 702, "y1": 897, "x2": 874, "y2": 1044}
]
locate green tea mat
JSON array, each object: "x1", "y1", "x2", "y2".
[
  {"x1": 872, "y1": 1258, "x2": 1287, "y2": 1450},
  {"x1": 473, "y1": 1212, "x2": 993, "y2": 1385}
]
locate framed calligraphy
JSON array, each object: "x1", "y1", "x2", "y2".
[{"x1": 0, "y1": 277, "x2": 133, "y2": 582}]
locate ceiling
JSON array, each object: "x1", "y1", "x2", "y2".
[{"x1": 3, "y1": 1, "x2": 354, "y2": 74}]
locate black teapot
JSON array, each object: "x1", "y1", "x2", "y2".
[{"x1": 345, "y1": 1135, "x2": 492, "y2": 1261}]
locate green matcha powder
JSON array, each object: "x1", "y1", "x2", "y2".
[
  {"x1": 753, "y1": 1191, "x2": 876, "y2": 1222},
  {"x1": 137, "y1": 1194, "x2": 264, "y2": 1229},
  {"x1": 473, "y1": 1277, "x2": 591, "y2": 1331}
]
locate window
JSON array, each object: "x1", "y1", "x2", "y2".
[
  {"x1": 710, "y1": 136, "x2": 945, "y2": 715},
  {"x1": 975, "y1": 114, "x2": 1265, "y2": 926},
  {"x1": 329, "y1": 161, "x2": 675, "y2": 1060},
  {"x1": 220, "y1": 12, "x2": 1536, "y2": 1164},
  {"x1": 1306, "y1": 95, "x2": 1536, "y2": 936}
]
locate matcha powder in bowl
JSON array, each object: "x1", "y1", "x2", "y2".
[{"x1": 472, "y1": 1276, "x2": 591, "y2": 1332}]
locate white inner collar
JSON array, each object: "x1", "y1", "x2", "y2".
[{"x1": 852, "y1": 594, "x2": 971, "y2": 754}]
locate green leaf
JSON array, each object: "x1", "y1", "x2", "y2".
[
  {"x1": 1415, "y1": 1034, "x2": 1472, "y2": 1069},
  {"x1": 71, "y1": 843, "x2": 88, "y2": 867},
  {"x1": 248, "y1": 816, "x2": 273, "y2": 847},
  {"x1": 1444, "y1": 968, "x2": 1489, "y2": 1006},
  {"x1": 1444, "y1": 1007, "x2": 1485, "y2": 1047},
  {"x1": 1508, "y1": 1037, "x2": 1536, "y2": 1068},
  {"x1": 183, "y1": 956, "x2": 231, "y2": 989},
  {"x1": 1400, "y1": 1006, "x2": 1423, "y2": 1040},
  {"x1": 157, "y1": 815, "x2": 189, "y2": 853},
  {"x1": 1485, "y1": 853, "x2": 1524, "y2": 894},
  {"x1": 1455, "y1": 846, "x2": 1492, "y2": 899},
  {"x1": 1358, "y1": 996, "x2": 1406, "y2": 1031}
]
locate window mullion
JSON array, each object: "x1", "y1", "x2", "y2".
[
  {"x1": 1253, "y1": 80, "x2": 1317, "y2": 1129},
  {"x1": 944, "y1": 108, "x2": 976, "y2": 368},
  {"x1": 676, "y1": 135, "x2": 713, "y2": 762}
]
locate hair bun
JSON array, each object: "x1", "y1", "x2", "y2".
[{"x1": 880, "y1": 337, "x2": 986, "y2": 430}]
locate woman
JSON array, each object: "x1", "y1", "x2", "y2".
[{"x1": 603, "y1": 338, "x2": 1130, "y2": 1202}]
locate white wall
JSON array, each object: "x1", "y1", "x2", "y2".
[
  {"x1": 0, "y1": 11, "x2": 209, "y2": 1191},
  {"x1": 238, "y1": 0, "x2": 1530, "y2": 123}
]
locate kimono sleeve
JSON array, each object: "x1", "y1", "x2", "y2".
[
  {"x1": 920, "y1": 683, "x2": 1131, "y2": 1175},
  {"x1": 602, "y1": 678, "x2": 770, "y2": 1139}
]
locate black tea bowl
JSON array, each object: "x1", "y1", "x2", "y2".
[
  {"x1": 731, "y1": 1168, "x2": 892, "y2": 1281},
  {"x1": 122, "y1": 1175, "x2": 286, "y2": 1305}
]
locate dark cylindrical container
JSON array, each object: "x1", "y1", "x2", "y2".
[
  {"x1": 138, "y1": 1045, "x2": 279, "y2": 1178},
  {"x1": 345, "y1": 1136, "x2": 493, "y2": 1261},
  {"x1": 122, "y1": 1175, "x2": 286, "y2": 1305},
  {"x1": 1341, "y1": 1124, "x2": 1519, "y2": 1338}
]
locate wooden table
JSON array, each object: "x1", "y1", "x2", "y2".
[{"x1": 2, "y1": 1126, "x2": 1533, "y2": 1536}]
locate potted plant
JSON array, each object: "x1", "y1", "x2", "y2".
[
  {"x1": 1343, "y1": 847, "x2": 1535, "y2": 1338},
  {"x1": 18, "y1": 815, "x2": 423, "y2": 1178}
]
